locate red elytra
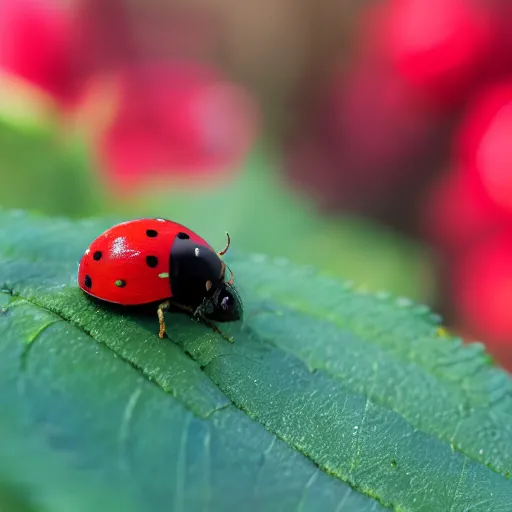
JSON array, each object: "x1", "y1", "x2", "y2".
[{"x1": 78, "y1": 218, "x2": 242, "y2": 340}]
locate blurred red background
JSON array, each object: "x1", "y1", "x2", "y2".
[{"x1": 1, "y1": 0, "x2": 512, "y2": 370}]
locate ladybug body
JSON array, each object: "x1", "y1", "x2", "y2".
[{"x1": 78, "y1": 218, "x2": 241, "y2": 339}]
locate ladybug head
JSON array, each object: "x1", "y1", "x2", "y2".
[{"x1": 201, "y1": 282, "x2": 243, "y2": 322}]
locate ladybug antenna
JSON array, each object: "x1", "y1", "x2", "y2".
[
  {"x1": 225, "y1": 263, "x2": 234, "y2": 286},
  {"x1": 218, "y1": 231, "x2": 231, "y2": 256}
]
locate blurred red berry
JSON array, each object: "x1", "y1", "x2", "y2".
[
  {"x1": 0, "y1": 0, "x2": 81, "y2": 107},
  {"x1": 456, "y1": 82, "x2": 512, "y2": 164},
  {"x1": 69, "y1": 0, "x2": 133, "y2": 78},
  {"x1": 455, "y1": 82, "x2": 512, "y2": 215},
  {"x1": 284, "y1": 2, "x2": 446, "y2": 221},
  {"x1": 383, "y1": 0, "x2": 492, "y2": 107},
  {"x1": 71, "y1": 0, "x2": 217, "y2": 75},
  {"x1": 421, "y1": 167, "x2": 509, "y2": 257},
  {"x1": 0, "y1": 0, "x2": 221, "y2": 110},
  {"x1": 485, "y1": 0, "x2": 512, "y2": 77},
  {"x1": 452, "y1": 230, "x2": 512, "y2": 356},
  {"x1": 284, "y1": 58, "x2": 443, "y2": 223},
  {"x1": 332, "y1": 60, "x2": 436, "y2": 172},
  {"x1": 97, "y1": 62, "x2": 258, "y2": 191}
]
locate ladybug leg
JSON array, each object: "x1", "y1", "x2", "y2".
[
  {"x1": 172, "y1": 300, "x2": 234, "y2": 343},
  {"x1": 193, "y1": 296, "x2": 213, "y2": 318},
  {"x1": 157, "y1": 300, "x2": 171, "y2": 338},
  {"x1": 170, "y1": 301, "x2": 195, "y2": 316},
  {"x1": 197, "y1": 315, "x2": 234, "y2": 343}
]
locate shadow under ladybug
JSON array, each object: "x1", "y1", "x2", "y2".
[{"x1": 87, "y1": 284, "x2": 243, "y2": 342}]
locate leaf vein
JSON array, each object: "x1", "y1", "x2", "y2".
[
  {"x1": 202, "y1": 422, "x2": 212, "y2": 512},
  {"x1": 335, "y1": 486, "x2": 352, "y2": 512},
  {"x1": 349, "y1": 397, "x2": 370, "y2": 476},
  {"x1": 174, "y1": 413, "x2": 192, "y2": 512},
  {"x1": 296, "y1": 467, "x2": 320, "y2": 512},
  {"x1": 450, "y1": 456, "x2": 468, "y2": 512},
  {"x1": 118, "y1": 386, "x2": 142, "y2": 472},
  {"x1": 20, "y1": 319, "x2": 63, "y2": 373}
]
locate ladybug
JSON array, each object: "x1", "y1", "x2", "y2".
[{"x1": 78, "y1": 218, "x2": 242, "y2": 340}]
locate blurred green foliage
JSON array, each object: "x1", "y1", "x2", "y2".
[
  {"x1": 129, "y1": 150, "x2": 435, "y2": 301},
  {"x1": 0, "y1": 113, "x2": 434, "y2": 303},
  {"x1": 0, "y1": 119, "x2": 100, "y2": 218}
]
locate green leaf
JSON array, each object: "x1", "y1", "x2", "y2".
[{"x1": 0, "y1": 208, "x2": 511, "y2": 512}]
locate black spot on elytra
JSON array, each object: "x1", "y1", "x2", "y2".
[
  {"x1": 84, "y1": 275, "x2": 92, "y2": 288},
  {"x1": 146, "y1": 229, "x2": 158, "y2": 238},
  {"x1": 93, "y1": 251, "x2": 102, "y2": 261},
  {"x1": 177, "y1": 232, "x2": 190, "y2": 239},
  {"x1": 115, "y1": 279, "x2": 126, "y2": 287},
  {"x1": 146, "y1": 256, "x2": 158, "y2": 268}
]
